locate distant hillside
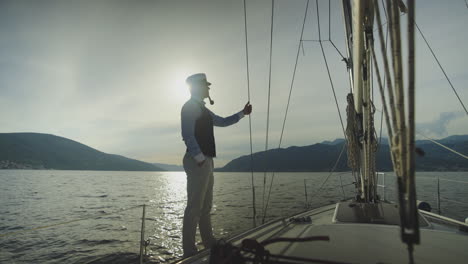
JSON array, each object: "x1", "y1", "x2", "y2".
[
  {"x1": 218, "y1": 135, "x2": 468, "y2": 172},
  {"x1": 0, "y1": 133, "x2": 163, "y2": 171},
  {"x1": 152, "y1": 163, "x2": 184, "y2": 171}
]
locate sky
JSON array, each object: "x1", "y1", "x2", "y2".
[{"x1": 0, "y1": 0, "x2": 467, "y2": 167}]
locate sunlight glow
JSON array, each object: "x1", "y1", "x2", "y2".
[{"x1": 170, "y1": 70, "x2": 191, "y2": 103}]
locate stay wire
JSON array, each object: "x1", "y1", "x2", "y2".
[
  {"x1": 309, "y1": 143, "x2": 347, "y2": 200},
  {"x1": 328, "y1": 0, "x2": 331, "y2": 39},
  {"x1": 242, "y1": 0, "x2": 257, "y2": 228},
  {"x1": 381, "y1": 0, "x2": 389, "y2": 19},
  {"x1": 316, "y1": 0, "x2": 347, "y2": 140},
  {"x1": 262, "y1": 0, "x2": 311, "y2": 224},
  {"x1": 375, "y1": 0, "x2": 387, "y2": 149},
  {"x1": 414, "y1": 21, "x2": 468, "y2": 116},
  {"x1": 327, "y1": 0, "x2": 346, "y2": 60},
  {"x1": 262, "y1": 0, "x2": 275, "y2": 222},
  {"x1": 416, "y1": 132, "x2": 468, "y2": 160},
  {"x1": 278, "y1": 0, "x2": 310, "y2": 152},
  {"x1": 328, "y1": 40, "x2": 346, "y2": 60},
  {"x1": 375, "y1": 0, "x2": 399, "y2": 140},
  {"x1": 372, "y1": 39, "x2": 374, "y2": 102},
  {"x1": 378, "y1": 0, "x2": 389, "y2": 147}
]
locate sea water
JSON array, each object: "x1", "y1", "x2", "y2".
[{"x1": 0, "y1": 170, "x2": 467, "y2": 263}]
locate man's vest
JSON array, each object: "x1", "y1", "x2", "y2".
[{"x1": 195, "y1": 105, "x2": 216, "y2": 157}]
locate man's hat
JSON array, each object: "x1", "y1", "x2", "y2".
[{"x1": 186, "y1": 73, "x2": 212, "y2": 87}]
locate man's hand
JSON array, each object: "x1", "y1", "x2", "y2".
[
  {"x1": 198, "y1": 160, "x2": 206, "y2": 167},
  {"x1": 243, "y1": 102, "x2": 252, "y2": 115}
]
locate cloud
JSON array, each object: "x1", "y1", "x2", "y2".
[
  {"x1": 0, "y1": 0, "x2": 466, "y2": 166},
  {"x1": 417, "y1": 112, "x2": 464, "y2": 138}
]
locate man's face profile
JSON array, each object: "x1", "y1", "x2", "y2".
[{"x1": 191, "y1": 84, "x2": 210, "y2": 99}]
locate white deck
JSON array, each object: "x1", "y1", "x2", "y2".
[{"x1": 176, "y1": 203, "x2": 468, "y2": 264}]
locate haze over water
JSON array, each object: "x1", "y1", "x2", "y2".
[{"x1": 0, "y1": 170, "x2": 467, "y2": 263}]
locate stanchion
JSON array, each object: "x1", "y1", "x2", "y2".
[{"x1": 139, "y1": 204, "x2": 146, "y2": 264}]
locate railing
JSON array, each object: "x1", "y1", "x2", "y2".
[
  {"x1": 0, "y1": 186, "x2": 256, "y2": 263},
  {"x1": 140, "y1": 204, "x2": 146, "y2": 264},
  {"x1": 3, "y1": 173, "x2": 467, "y2": 263},
  {"x1": 0, "y1": 203, "x2": 149, "y2": 263},
  {"x1": 376, "y1": 173, "x2": 468, "y2": 222},
  {"x1": 433, "y1": 176, "x2": 468, "y2": 216},
  {"x1": 376, "y1": 172, "x2": 387, "y2": 201}
]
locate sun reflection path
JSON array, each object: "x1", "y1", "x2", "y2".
[
  {"x1": 146, "y1": 172, "x2": 187, "y2": 261},
  {"x1": 142, "y1": 172, "x2": 259, "y2": 262}
]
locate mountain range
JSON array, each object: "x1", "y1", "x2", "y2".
[
  {"x1": 0, "y1": 133, "x2": 163, "y2": 171},
  {"x1": 152, "y1": 163, "x2": 184, "y2": 171},
  {"x1": 217, "y1": 135, "x2": 468, "y2": 172},
  {"x1": 1, "y1": 133, "x2": 467, "y2": 172}
]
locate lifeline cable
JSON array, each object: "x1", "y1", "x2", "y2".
[
  {"x1": 242, "y1": 0, "x2": 257, "y2": 228},
  {"x1": 262, "y1": 0, "x2": 310, "y2": 224}
]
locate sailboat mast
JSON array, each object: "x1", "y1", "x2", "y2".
[
  {"x1": 351, "y1": 0, "x2": 364, "y2": 114},
  {"x1": 342, "y1": 0, "x2": 377, "y2": 202}
]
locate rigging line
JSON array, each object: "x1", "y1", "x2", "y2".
[
  {"x1": 373, "y1": 13, "x2": 406, "y2": 33},
  {"x1": 371, "y1": 41, "x2": 374, "y2": 102},
  {"x1": 338, "y1": 172, "x2": 346, "y2": 200},
  {"x1": 407, "y1": 0, "x2": 419, "y2": 245},
  {"x1": 381, "y1": 0, "x2": 388, "y2": 19},
  {"x1": 376, "y1": 1, "x2": 390, "y2": 150},
  {"x1": 261, "y1": 235, "x2": 329, "y2": 246},
  {"x1": 416, "y1": 132, "x2": 468, "y2": 160},
  {"x1": 388, "y1": 0, "x2": 408, "y2": 178},
  {"x1": 373, "y1": 0, "x2": 405, "y2": 36},
  {"x1": 309, "y1": 143, "x2": 347, "y2": 200},
  {"x1": 262, "y1": 0, "x2": 311, "y2": 224},
  {"x1": 316, "y1": 0, "x2": 347, "y2": 139},
  {"x1": 243, "y1": 0, "x2": 257, "y2": 228},
  {"x1": 328, "y1": 0, "x2": 331, "y2": 40},
  {"x1": 326, "y1": 0, "x2": 346, "y2": 60},
  {"x1": 438, "y1": 178, "x2": 468, "y2": 184},
  {"x1": 378, "y1": 9, "x2": 389, "y2": 147},
  {"x1": 414, "y1": 21, "x2": 468, "y2": 116},
  {"x1": 304, "y1": 171, "x2": 352, "y2": 179},
  {"x1": 278, "y1": 0, "x2": 310, "y2": 150},
  {"x1": 375, "y1": 1, "x2": 398, "y2": 140},
  {"x1": 262, "y1": 0, "x2": 275, "y2": 220},
  {"x1": 440, "y1": 197, "x2": 468, "y2": 206},
  {"x1": 240, "y1": 250, "x2": 353, "y2": 264},
  {"x1": 371, "y1": 32, "x2": 397, "y2": 175},
  {"x1": 328, "y1": 39, "x2": 346, "y2": 60}
]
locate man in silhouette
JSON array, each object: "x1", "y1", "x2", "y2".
[{"x1": 180, "y1": 73, "x2": 252, "y2": 257}]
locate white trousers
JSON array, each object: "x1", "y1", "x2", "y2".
[{"x1": 182, "y1": 153, "x2": 215, "y2": 257}]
